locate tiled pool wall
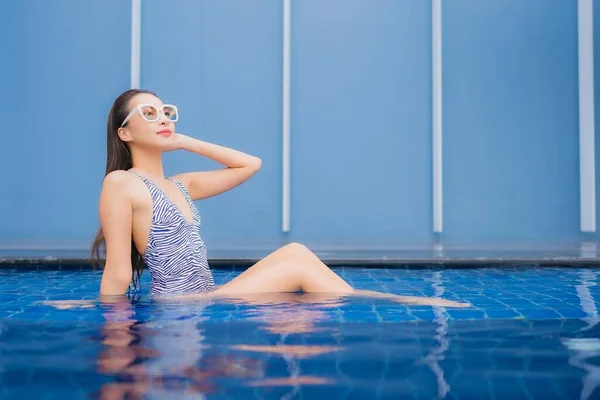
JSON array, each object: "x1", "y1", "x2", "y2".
[{"x1": 2, "y1": 266, "x2": 600, "y2": 323}]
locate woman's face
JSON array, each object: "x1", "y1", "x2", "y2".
[{"x1": 118, "y1": 93, "x2": 178, "y2": 151}]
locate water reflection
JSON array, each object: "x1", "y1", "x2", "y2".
[
  {"x1": 6, "y1": 301, "x2": 600, "y2": 399},
  {"x1": 239, "y1": 292, "x2": 342, "y2": 335},
  {"x1": 423, "y1": 270, "x2": 450, "y2": 399},
  {"x1": 96, "y1": 296, "x2": 257, "y2": 398},
  {"x1": 575, "y1": 269, "x2": 600, "y2": 331},
  {"x1": 95, "y1": 294, "x2": 344, "y2": 398},
  {"x1": 563, "y1": 269, "x2": 600, "y2": 400},
  {"x1": 229, "y1": 293, "x2": 345, "y2": 395}
]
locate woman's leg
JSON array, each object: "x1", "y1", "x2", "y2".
[
  {"x1": 213, "y1": 244, "x2": 470, "y2": 307},
  {"x1": 216, "y1": 254, "x2": 352, "y2": 294},
  {"x1": 219, "y1": 242, "x2": 353, "y2": 293}
]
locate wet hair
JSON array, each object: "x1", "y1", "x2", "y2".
[{"x1": 90, "y1": 88, "x2": 157, "y2": 291}]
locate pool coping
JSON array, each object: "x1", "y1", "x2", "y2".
[
  {"x1": 2, "y1": 242, "x2": 600, "y2": 268},
  {"x1": 2, "y1": 256, "x2": 600, "y2": 269}
]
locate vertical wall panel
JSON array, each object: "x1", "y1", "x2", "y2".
[
  {"x1": 0, "y1": 1, "x2": 20, "y2": 204},
  {"x1": 443, "y1": 0, "x2": 579, "y2": 243},
  {"x1": 142, "y1": 1, "x2": 283, "y2": 247},
  {"x1": 594, "y1": 0, "x2": 600, "y2": 240},
  {"x1": 290, "y1": 0, "x2": 433, "y2": 245},
  {"x1": 0, "y1": 0, "x2": 130, "y2": 242}
]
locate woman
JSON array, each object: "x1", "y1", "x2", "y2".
[{"x1": 90, "y1": 88, "x2": 469, "y2": 308}]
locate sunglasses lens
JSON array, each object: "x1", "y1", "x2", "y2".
[
  {"x1": 140, "y1": 105, "x2": 159, "y2": 121},
  {"x1": 163, "y1": 106, "x2": 178, "y2": 121}
]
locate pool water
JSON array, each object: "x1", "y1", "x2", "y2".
[{"x1": 1, "y1": 266, "x2": 600, "y2": 399}]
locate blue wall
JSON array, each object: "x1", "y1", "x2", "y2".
[
  {"x1": 0, "y1": 0, "x2": 594, "y2": 251},
  {"x1": 290, "y1": 1, "x2": 432, "y2": 244},
  {"x1": 142, "y1": 0, "x2": 284, "y2": 245},
  {"x1": 594, "y1": 0, "x2": 600, "y2": 241},
  {"x1": 0, "y1": 0, "x2": 130, "y2": 243},
  {"x1": 443, "y1": 0, "x2": 579, "y2": 243}
]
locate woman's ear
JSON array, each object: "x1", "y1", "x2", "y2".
[{"x1": 118, "y1": 127, "x2": 133, "y2": 142}]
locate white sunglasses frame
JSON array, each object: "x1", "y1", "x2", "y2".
[{"x1": 121, "y1": 104, "x2": 179, "y2": 127}]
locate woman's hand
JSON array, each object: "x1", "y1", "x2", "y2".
[
  {"x1": 169, "y1": 135, "x2": 262, "y2": 201},
  {"x1": 163, "y1": 133, "x2": 188, "y2": 152}
]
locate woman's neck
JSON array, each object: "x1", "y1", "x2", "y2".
[{"x1": 130, "y1": 148, "x2": 165, "y2": 179}]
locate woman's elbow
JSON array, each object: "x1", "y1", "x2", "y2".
[
  {"x1": 100, "y1": 268, "x2": 131, "y2": 295},
  {"x1": 249, "y1": 156, "x2": 262, "y2": 173}
]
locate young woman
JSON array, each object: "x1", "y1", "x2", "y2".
[{"x1": 89, "y1": 88, "x2": 469, "y2": 308}]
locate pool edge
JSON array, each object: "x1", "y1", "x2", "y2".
[{"x1": 1, "y1": 256, "x2": 599, "y2": 270}]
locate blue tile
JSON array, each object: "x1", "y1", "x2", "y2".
[
  {"x1": 446, "y1": 309, "x2": 489, "y2": 320},
  {"x1": 1, "y1": 266, "x2": 599, "y2": 326},
  {"x1": 484, "y1": 309, "x2": 523, "y2": 319},
  {"x1": 410, "y1": 310, "x2": 437, "y2": 320},
  {"x1": 520, "y1": 309, "x2": 564, "y2": 319}
]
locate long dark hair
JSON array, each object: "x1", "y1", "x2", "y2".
[{"x1": 90, "y1": 89, "x2": 157, "y2": 290}]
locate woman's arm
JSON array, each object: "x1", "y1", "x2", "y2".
[
  {"x1": 99, "y1": 171, "x2": 135, "y2": 295},
  {"x1": 170, "y1": 134, "x2": 262, "y2": 201}
]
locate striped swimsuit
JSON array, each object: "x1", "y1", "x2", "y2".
[{"x1": 130, "y1": 171, "x2": 216, "y2": 296}]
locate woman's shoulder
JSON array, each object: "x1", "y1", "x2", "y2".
[
  {"x1": 103, "y1": 170, "x2": 135, "y2": 187},
  {"x1": 101, "y1": 170, "x2": 137, "y2": 199}
]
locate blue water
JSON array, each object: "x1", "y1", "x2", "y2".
[{"x1": 1, "y1": 266, "x2": 600, "y2": 399}]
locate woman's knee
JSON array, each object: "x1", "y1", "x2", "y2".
[{"x1": 284, "y1": 242, "x2": 312, "y2": 257}]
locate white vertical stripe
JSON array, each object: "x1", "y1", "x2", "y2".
[
  {"x1": 432, "y1": 0, "x2": 443, "y2": 233},
  {"x1": 579, "y1": 0, "x2": 596, "y2": 232},
  {"x1": 130, "y1": 0, "x2": 142, "y2": 89},
  {"x1": 282, "y1": 0, "x2": 291, "y2": 232},
  {"x1": 428, "y1": 271, "x2": 450, "y2": 398}
]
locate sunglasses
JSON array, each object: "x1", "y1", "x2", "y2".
[{"x1": 121, "y1": 104, "x2": 179, "y2": 127}]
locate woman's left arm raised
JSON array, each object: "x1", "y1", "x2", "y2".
[{"x1": 170, "y1": 133, "x2": 262, "y2": 200}]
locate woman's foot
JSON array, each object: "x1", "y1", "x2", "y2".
[
  {"x1": 352, "y1": 290, "x2": 471, "y2": 308},
  {"x1": 395, "y1": 296, "x2": 471, "y2": 308}
]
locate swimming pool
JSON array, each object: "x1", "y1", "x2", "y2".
[{"x1": 1, "y1": 265, "x2": 599, "y2": 399}]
